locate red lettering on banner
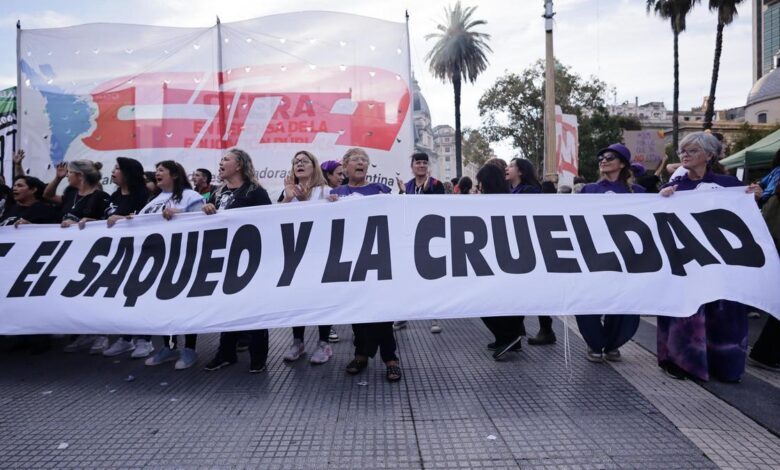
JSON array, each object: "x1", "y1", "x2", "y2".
[{"x1": 81, "y1": 66, "x2": 409, "y2": 152}]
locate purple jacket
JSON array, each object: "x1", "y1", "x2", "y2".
[
  {"x1": 660, "y1": 171, "x2": 742, "y2": 192},
  {"x1": 581, "y1": 179, "x2": 646, "y2": 194}
]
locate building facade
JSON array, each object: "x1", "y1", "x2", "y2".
[{"x1": 754, "y1": 0, "x2": 780, "y2": 82}]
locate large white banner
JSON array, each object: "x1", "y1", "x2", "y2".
[
  {"x1": 0, "y1": 189, "x2": 778, "y2": 335},
  {"x1": 18, "y1": 13, "x2": 413, "y2": 195}
]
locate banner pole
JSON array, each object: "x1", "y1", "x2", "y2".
[
  {"x1": 404, "y1": 11, "x2": 414, "y2": 163},
  {"x1": 215, "y1": 16, "x2": 228, "y2": 153},
  {"x1": 13, "y1": 20, "x2": 21, "y2": 180}
]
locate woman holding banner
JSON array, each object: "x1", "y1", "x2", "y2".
[
  {"x1": 330, "y1": 147, "x2": 401, "y2": 382},
  {"x1": 476, "y1": 164, "x2": 524, "y2": 360},
  {"x1": 0, "y1": 176, "x2": 56, "y2": 227},
  {"x1": 201, "y1": 149, "x2": 273, "y2": 373},
  {"x1": 576, "y1": 144, "x2": 645, "y2": 363},
  {"x1": 102, "y1": 157, "x2": 154, "y2": 359},
  {"x1": 658, "y1": 132, "x2": 763, "y2": 381},
  {"x1": 279, "y1": 150, "x2": 335, "y2": 365},
  {"x1": 320, "y1": 159, "x2": 346, "y2": 344},
  {"x1": 393, "y1": 152, "x2": 445, "y2": 334},
  {"x1": 44, "y1": 159, "x2": 111, "y2": 354},
  {"x1": 141, "y1": 160, "x2": 205, "y2": 370},
  {"x1": 506, "y1": 157, "x2": 556, "y2": 347}
]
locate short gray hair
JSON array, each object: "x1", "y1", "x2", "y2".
[
  {"x1": 68, "y1": 160, "x2": 103, "y2": 185},
  {"x1": 343, "y1": 147, "x2": 370, "y2": 164},
  {"x1": 679, "y1": 132, "x2": 721, "y2": 159}
]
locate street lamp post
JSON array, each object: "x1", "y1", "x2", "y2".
[{"x1": 543, "y1": 0, "x2": 557, "y2": 183}]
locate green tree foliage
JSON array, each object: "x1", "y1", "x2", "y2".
[
  {"x1": 425, "y1": 1, "x2": 492, "y2": 178},
  {"x1": 478, "y1": 60, "x2": 640, "y2": 182},
  {"x1": 461, "y1": 127, "x2": 493, "y2": 167},
  {"x1": 729, "y1": 123, "x2": 780, "y2": 154}
]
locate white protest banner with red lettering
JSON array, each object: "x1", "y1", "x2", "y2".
[
  {"x1": 555, "y1": 105, "x2": 578, "y2": 187},
  {"x1": 0, "y1": 189, "x2": 778, "y2": 335},
  {"x1": 18, "y1": 12, "x2": 413, "y2": 194}
]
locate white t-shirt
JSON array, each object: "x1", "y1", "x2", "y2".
[
  {"x1": 140, "y1": 189, "x2": 205, "y2": 215},
  {"x1": 670, "y1": 165, "x2": 688, "y2": 182},
  {"x1": 287, "y1": 185, "x2": 329, "y2": 202}
]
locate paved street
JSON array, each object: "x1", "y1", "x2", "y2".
[{"x1": 1, "y1": 316, "x2": 777, "y2": 469}]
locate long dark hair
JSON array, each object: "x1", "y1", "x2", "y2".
[
  {"x1": 510, "y1": 158, "x2": 541, "y2": 190},
  {"x1": 457, "y1": 176, "x2": 473, "y2": 194},
  {"x1": 476, "y1": 165, "x2": 509, "y2": 194},
  {"x1": 613, "y1": 166, "x2": 636, "y2": 193},
  {"x1": 155, "y1": 160, "x2": 191, "y2": 202},
  {"x1": 115, "y1": 157, "x2": 149, "y2": 209}
]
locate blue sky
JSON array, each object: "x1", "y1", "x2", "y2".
[{"x1": 2, "y1": 0, "x2": 755, "y2": 156}]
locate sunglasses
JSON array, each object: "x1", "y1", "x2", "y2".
[{"x1": 598, "y1": 155, "x2": 618, "y2": 163}]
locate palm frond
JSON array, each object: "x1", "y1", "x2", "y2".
[{"x1": 425, "y1": 1, "x2": 492, "y2": 84}]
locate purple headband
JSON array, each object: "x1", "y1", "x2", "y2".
[{"x1": 320, "y1": 160, "x2": 341, "y2": 173}]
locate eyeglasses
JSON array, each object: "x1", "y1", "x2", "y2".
[
  {"x1": 597, "y1": 155, "x2": 618, "y2": 163},
  {"x1": 293, "y1": 158, "x2": 312, "y2": 165},
  {"x1": 678, "y1": 147, "x2": 702, "y2": 156},
  {"x1": 348, "y1": 156, "x2": 369, "y2": 163}
]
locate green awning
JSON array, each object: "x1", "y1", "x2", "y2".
[{"x1": 721, "y1": 129, "x2": 780, "y2": 169}]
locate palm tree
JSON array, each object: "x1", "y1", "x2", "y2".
[
  {"x1": 426, "y1": 2, "x2": 492, "y2": 178},
  {"x1": 703, "y1": 0, "x2": 745, "y2": 129},
  {"x1": 646, "y1": 0, "x2": 699, "y2": 154}
]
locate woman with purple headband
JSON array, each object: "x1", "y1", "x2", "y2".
[{"x1": 321, "y1": 160, "x2": 345, "y2": 189}]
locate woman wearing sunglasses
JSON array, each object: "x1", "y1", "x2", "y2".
[{"x1": 577, "y1": 144, "x2": 644, "y2": 363}]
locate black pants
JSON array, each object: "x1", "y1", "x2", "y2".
[
  {"x1": 353, "y1": 322, "x2": 397, "y2": 362},
  {"x1": 519, "y1": 316, "x2": 552, "y2": 334},
  {"x1": 217, "y1": 330, "x2": 269, "y2": 365},
  {"x1": 482, "y1": 316, "x2": 524, "y2": 344},
  {"x1": 292, "y1": 325, "x2": 331, "y2": 343},
  {"x1": 575, "y1": 315, "x2": 639, "y2": 352},
  {"x1": 750, "y1": 315, "x2": 780, "y2": 364},
  {"x1": 163, "y1": 334, "x2": 197, "y2": 350}
]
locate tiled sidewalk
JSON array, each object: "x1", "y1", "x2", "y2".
[{"x1": 0, "y1": 318, "x2": 774, "y2": 468}]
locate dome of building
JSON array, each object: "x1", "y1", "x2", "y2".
[
  {"x1": 747, "y1": 66, "x2": 780, "y2": 107},
  {"x1": 412, "y1": 77, "x2": 431, "y2": 119}
]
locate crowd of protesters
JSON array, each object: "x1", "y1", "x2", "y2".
[{"x1": 0, "y1": 130, "x2": 778, "y2": 384}]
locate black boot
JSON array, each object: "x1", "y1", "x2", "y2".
[{"x1": 527, "y1": 328, "x2": 556, "y2": 346}]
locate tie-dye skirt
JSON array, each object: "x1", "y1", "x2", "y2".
[{"x1": 657, "y1": 300, "x2": 748, "y2": 382}]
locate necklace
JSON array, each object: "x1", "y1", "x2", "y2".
[{"x1": 71, "y1": 194, "x2": 85, "y2": 209}]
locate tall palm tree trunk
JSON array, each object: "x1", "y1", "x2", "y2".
[
  {"x1": 672, "y1": 27, "x2": 680, "y2": 155},
  {"x1": 453, "y1": 75, "x2": 463, "y2": 178},
  {"x1": 704, "y1": 20, "x2": 725, "y2": 130}
]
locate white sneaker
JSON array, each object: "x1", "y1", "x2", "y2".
[
  {"x1": 283, "y1": 339, "x2": 305, "y2": 362},
  {"x1": 103, "y1": 338, "x2": 135, "y2": 357},
  {"x1": 430, "y1": 320, "x2": 442, "y2": 334},
  {"x1": 64, "y1": 335, "x2": 94, "y2": 353},
  {"x1": 131, "y1": 339, "x2": 154, "y2": 359},
  {"x1": 89, "y1": 336, "x2": 110, "y2": 355},
  {"x1": 310, "y1": 341, "x2": 333, "y2": 364},
  {"x1": 174, "y1": 348, "x2": 198, "y2": 370}
]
